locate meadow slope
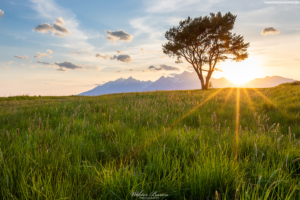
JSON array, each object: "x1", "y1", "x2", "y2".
[{"x1": 0, "y1": 83, "x2": 300, "y2": 199}]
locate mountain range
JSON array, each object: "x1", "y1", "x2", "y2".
[{"x1": 79, "y1": 71, "x2": 297, "y2": 96}]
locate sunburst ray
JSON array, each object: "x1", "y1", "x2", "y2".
[
  {"x1": 249, "y1": 88, "x2": 294, "y2": 121},
  {"x1": 118, "y1": 88, "x2": 226, "y2": 167},
  {"x1": 235, "y1": 88, "x2": 240, "y2": 162}
]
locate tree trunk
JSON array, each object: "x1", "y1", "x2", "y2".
[
  {"x1": 202, "y1": 83, "x2": 208, "y2": 90},
  {"x1": 205, "y1": 70, "x2": 213, "y2": 89},
  {"x1": 195, "y1": 71, "x2": 206, "y2": 90}
]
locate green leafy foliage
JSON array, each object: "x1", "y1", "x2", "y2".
[{"x1": 162, "y1": 12, "x2": 250, "y2": 90}]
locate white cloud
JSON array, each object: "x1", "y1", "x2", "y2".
[
  {"x1": 30, "y1": 0, "x2": 96, "y2": 51},
  {"x1": 56, "y1": 68, "x2": 66, "y2": 72},
  {"x1": 8, "y1": 61, "x2": 13, "y2": 64},
  {"x1": 37, "y1": 61, "x2": 50, "y2": 65},
  {"x1": 54, "y1": 17, "x2": 65, "y2": 25},
  {"x1": 105, "y1": 30, "x2": 133, "y2": 43},
  {"x1": 149, "y1": 64, "x2": 180, "y2": 71},
  {"x1": 0, "y1": 9, "x2": 4, "y2": 17},
  {"x1": 54, "y1": 61, "x2": 82, "y2": 71},
  {"x1": 3, "y1": 66, "x2": 8, "y2": 69},
  {"x1": 15, "y1": 55, "x2": 29, "y2": 59},
  {"x1": 261, "y1": 27, "x2": 281, "y2": 36},
  {"x1": 95, "y1": 53, "x2": 133, "y2": 63},
  {"x1": 95, "y1": 54, "x2": 111, "y2": 60},
  {"x1": 32, "y1": 17, "x2": 71, "y2": 37},
  {"x1": 34, "y1": 52, "x2": 52, "y2": 59},
  {"x1": 47, "y1": 49, "x2": 53, "y2": 54},
  {"x1": 112, "y1": 54, "x2": 132, "y2": 63}
]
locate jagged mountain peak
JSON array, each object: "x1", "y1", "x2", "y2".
[{"x1": 79, "y1": 71, "x2": 297, "y2": 96}]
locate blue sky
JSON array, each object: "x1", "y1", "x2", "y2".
[{"x1": 0, "y1": 0, "x2": 299, "y2": 96}]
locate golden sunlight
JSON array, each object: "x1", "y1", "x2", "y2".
[{"x1": 221, "y1": 58, "x2": 263, "y2": 84}]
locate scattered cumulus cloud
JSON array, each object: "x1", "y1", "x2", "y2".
[
  {"x1": 54, "y1": 61, "x2": 82, "y2": 70},
  {"x1": 116, "y1": 50, "x2": 123, "y2": 53},
  {"x1": 8, "y1": 61, "x2": 13, "y2": 64},
  {"x1": 71, "y1": 51, "x2": 80, "y2": 54},
  {"x1": 3, "y1": 66, "x2": 8, "y2": 69},
  {"x1": 116, "y1": 70, "x2": 122, "y2": 73},
  {"x1": 0, "y1": 9, "x2": 4, "y2": 17},
  {"x1": 261, "y1": 27, "x2": 281, "y2": 36},
  {"x1": 32, "y1": 17, "x2": 71, "y2": 37},
  {"x1": 105, "y1": 30, "x2": 133, "y2": 43},
  {"x1": 37, "y1": 61, "x2": 50, "y2": 65},
  {"x1": 33, "y1": 23, "x2": 56, "y2": 33},
  {"x1": 148, "y1": 64, "x2": 180, "y2": 71},
  {"x1": 95, "y1": 53, "x2": 132, "y2": 63},
  {"x1": 34, "y1": 52, "x2": 52, "y2": 59},
  {"x1": 56, "y1": 68, "x2": 66, "y2": 72},
  {"x1": 112, "y1": 54, "x2": 132, "y2": 63},
  {"x1": 30, "y1": 0, "x2": 96, "y2": 53},
  {"x1": 54, "y1": 17, "x2": 65, "y2": 25},
  {"x1": 47, "y1": 49, "x2": 53, "y2": 54},
  {"x1": 95, "y1": 54, "x2": 111, "y2": 60},
  {"x1": 15, "y1": 55, "x2": 29, "y2": 59}
]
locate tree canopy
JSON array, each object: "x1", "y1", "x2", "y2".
[{"x1": 162, "y1": 12, "x2": 250, "y2": 90}]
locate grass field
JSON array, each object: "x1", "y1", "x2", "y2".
[{"x1": 0, "y1": 83, "x2": 300, "y2": 199}]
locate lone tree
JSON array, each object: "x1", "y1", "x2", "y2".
[{"x1": 162, "y1": 12, "x2": 250, "y2": 90}]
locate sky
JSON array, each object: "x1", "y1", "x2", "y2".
[{"x1": 0, "y1": 0, "x2": 299, "y2": 96}]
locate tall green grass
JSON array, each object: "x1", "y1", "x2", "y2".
[{"x1": 0, "y1": 83, "x2": 300, "y2": 199}]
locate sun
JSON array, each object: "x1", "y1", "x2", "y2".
[{"x1": 220, "y1": 58, "x2": 263, "y2": 85}]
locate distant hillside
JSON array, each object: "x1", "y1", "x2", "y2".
[
  {"x1": 79, "y1": 71, "x2": 297, "y2": 96},
  {"x1": 243, "y1": 76, "x2": 296, "y2": 88}
]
